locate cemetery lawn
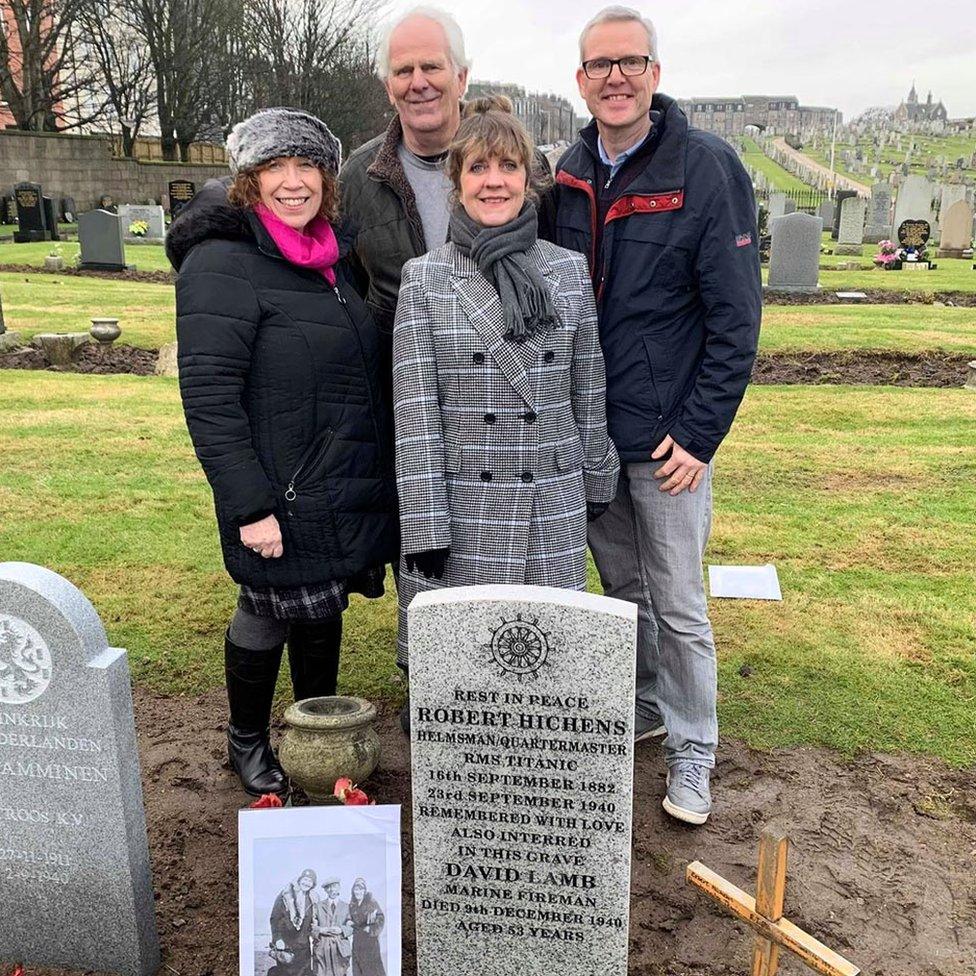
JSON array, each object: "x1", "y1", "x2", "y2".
[
  {"x1": 760, "y1": 304, "x2": 976, "y2": 354},
  {"x1": 741, "y1": 137, "x2": 812, "y2": 193},
  {"x1": 0, "y1": 238, "x2": 173, "y2": 272},
  {"x1": 1, "y1": 372, "x2": 974, "y2": 766},
  {"x1": 1, "y1": 271, "x2": 175, "y2": 348}
]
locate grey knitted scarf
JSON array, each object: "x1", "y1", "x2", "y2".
[{"x1": 449, "y1": 203, "x2": 557, "y2": 339}]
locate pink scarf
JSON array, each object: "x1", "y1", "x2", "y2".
[{"x1": 254, "y1": 203, "x2": 338, "y2": 285}]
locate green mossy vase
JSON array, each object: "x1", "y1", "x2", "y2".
[{"x1": 278, "y1": 696, "x2": 380, "y2": 803}]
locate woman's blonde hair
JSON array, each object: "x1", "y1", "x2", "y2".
[
  {"x1": 448, "y1": 95, "x2": 547, "y2": 204},
  {"x1": 228, "y1": 160, "x2": 340, "y2": 223}
]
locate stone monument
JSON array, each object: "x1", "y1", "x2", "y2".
[
  {"x1": 835, "y1": 196, "x2": 867, "y2": 255},
  {"x1": 13, "y1": 182, "x2": 52, "y2": 243},
  {"x1": 167, "y1": 179, "x2": 196, "y2": 219},
  {"x1": 409, "y1": 585, "x2": 637, "y2": 976},
  {"x1": 118, "y1": 204, "x2": 166, "y2": 242},
  {"x1": 0, "y1": 563, "x2": 160, "y2": 976},
  {"x1": 892, "y1": 175, "x2": 934, "y2": 234},
  {"x1": 79, "y1": 210, "x2": 127, "y2": 272},
  {"x1": 937, "y1": 200, "x2": 974, "y2": 258},
  {"x1": 863, "y1": 183, "x2": 892, "y2": 243},
  {"x1": 767, "y1": 213, "x2": 822, "y2": 293}
]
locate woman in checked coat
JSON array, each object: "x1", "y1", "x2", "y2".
[{"x1": 393, "y1": 97, "x2": 619, "y2": 667}]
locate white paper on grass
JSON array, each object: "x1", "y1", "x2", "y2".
[
  {"x1": 239, "y1": 804, "x2": 402, "y2": 976},
  {"x1": 708, "y1": 564, "x2": 782, "y2": 600}
]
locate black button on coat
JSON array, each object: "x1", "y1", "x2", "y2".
[{"x1": 166, "y1": 198, "x2": 398, "y2": 588}]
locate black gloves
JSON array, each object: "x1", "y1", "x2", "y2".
[
  {"x1": 587, "y1": 502, "x2": 609, "y2": 523},
  {"x1": 405, "y1": 548, "x2": 450, "y2": 579}
]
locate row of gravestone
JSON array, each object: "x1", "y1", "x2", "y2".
[
  {"x1": 0, "y1": 563, "x2": 639, "y2": 976},
  {"x1": 8, "y1": 180, "x2": 198, "y2": 243},
  {"x1": 767, "y1": 211, "x2": 955, "y2": 292},
  {"x1": 769, "y1": 181, "x2": 975, "y2": 253}
]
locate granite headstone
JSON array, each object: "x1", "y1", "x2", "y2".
[
  {"x1": 42, "y1": 196, "x2": 61, "y2": 242},
  {"x1": 767, "y1": 212, "x2": 822, "y2": 293},
  {"x1": 835, "y1": 196, "x2": 867, "y2": 254},
  {"x1": 864, "y1": 183, "x2": 892, "y2": 243},
  {"x1": 0, "y1": 563, "x2": 160, "y2": 975},
  {"x1": 768, "y1": 192, "x2": 789, "y2": 218},
  {"x1": 937, "y1": 200, "x2": 974, "y2": 258},
  {"x1": 818, "y1": 199, "x2": 834, "y2": 232},
  {"x1": 831, "y1": 190, "x2": 857, "y2": 240},
  {"x1": 892, "y1": 175, "x2": 934, "y2": 234},
  {"x1": 13, "y1": 182, "x2": 51, "y2": 243},
  {"x1": 79, "y1": 210, "x2": 127, "y2": 271},
  {"x1": 167, "y1": 179, "x2": 196, "y2": 218},
  {"x1": 409, "y1": 585, "x2": 637, "y2": 976},
  {"x1": 118, "y1": 204, "x2": 166, "y2": 241}
]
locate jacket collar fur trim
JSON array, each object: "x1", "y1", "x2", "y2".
[{"x1": 366, "y1": 114, "x2": 427, "y2": 251}]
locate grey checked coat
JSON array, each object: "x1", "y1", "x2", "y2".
[{"x1": 393, "y1": 239, "x2": 620, "y2": 664}]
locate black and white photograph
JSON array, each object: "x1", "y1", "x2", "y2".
[{"x1": 239, "y1": 806, "x2": 401, "y2": 976}]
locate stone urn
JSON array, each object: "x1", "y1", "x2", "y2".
[
  {"x1": 279, "y1": 696, "x2": 379, "y2": 802},
  {"x1": 90, "y1": 317, "x2": 121, "y2": 346},
  {"x1": 44, "y1": 255, "x2": 65, "y2": 271}
]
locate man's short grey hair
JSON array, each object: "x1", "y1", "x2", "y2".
[
  {"x1": 376, "y1": 6, "x2": 471, "y2": 80},
  {"x1": 578, "y1": 6, "x2": 659, "y2": 63}
]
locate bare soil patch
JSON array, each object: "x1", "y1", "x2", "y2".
[
  {"x1": 763, "y1": 288, "x2": 976, "y2": 307},
  {"x1": 0, "y1": 263, "x2": 173, "y2": 284},
  {"x1": 0, "y1": 343, "x2": 158, "y2": 375},
  {"x1": 752, "y1": 350, "x2": 973, "y2": 387},
  {"x1": 21, "y1": 687, "x2": 976, "y2": 976}
]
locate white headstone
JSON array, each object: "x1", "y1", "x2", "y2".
[
  {"x1": 409, "y1": 585, "x2": 637, "y2": 976},
  {"x1": 0, "y1": 563, "x2": 160, "y2": 975},
  {"x1": 892, "y1": 176, "x2": 935, "y2": 235},
  {"x1": 118, "y1": 204, "x2": 166, "y2": 241}
]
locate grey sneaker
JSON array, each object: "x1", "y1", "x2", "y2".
[
  {"x1": 663, "y1": 762, "x2": 712, "y2": 825},
  {"x1": 634, "y1": 711, "x2": 667, "y2": 743}
]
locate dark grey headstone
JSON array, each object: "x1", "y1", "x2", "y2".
[
  {"x1": 79, "y1": 210, "x2": 126, "y2": 271},
  {"x1": 42, "y1": 197, "x2": 61, "y2": 242},
  {"x1": 167, "y1": 179, "x2": 196, "y2": 218},
  {"x1": 409, "y1": 585, "x2": 637, "y2": 976},
  {"x1": 768, "y1": 212, "x2": 822, "y2": 292},
  {"x1": 0, "y1": 563, "x2": 160, "y2": 976},
  {"x1": 13, "y1": 182, "x2": 52, "y2": 243}
]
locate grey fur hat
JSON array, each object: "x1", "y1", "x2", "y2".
[{"x1": 226, "y1": 108, "x2": 342, "y2": 176}]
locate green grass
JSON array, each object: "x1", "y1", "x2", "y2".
[
  {"x1": 0, "y1": 239, "x2": 173, "y2": 272},
  {"x1": 760, "y1": 303, "x2": 976, "y2": 354},
  {"x1": 741, "y1": 137, "x2": 812, "y2": 193},
  {"x1": 0, "y1": 372, "x2": 974, "y2": 764},
  {"x1": 1, "y1": 271, "x2": 176, "y2": 348},
  {"x1": 802, "y1": 132, "x2": 976, "y2": 186}
]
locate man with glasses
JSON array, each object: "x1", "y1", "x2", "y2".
[{"x1": 554, "y1": 6, "x2": 761, "y2": 824}]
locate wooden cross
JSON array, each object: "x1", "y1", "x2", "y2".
[{"x1": 686, "y1": 827, "x2": 860, "y2": 976}]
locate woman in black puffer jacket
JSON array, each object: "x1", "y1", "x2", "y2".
[{"x1": 166, "y1": 108, "x2": 397, "y2": 796}]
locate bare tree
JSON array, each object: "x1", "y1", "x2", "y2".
[
  {"x1": 119, "y1": 0, "x2": 239, "y2": 159},
  {"x1": 75, "y1": 0, "x2": 155, "y2": 155},
  {"x1": 0, "y1": 0, "x2": 101, "y2": 130}
]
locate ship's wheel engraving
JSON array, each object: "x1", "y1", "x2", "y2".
[
  {"x1": 0, "y1": 614, "x2": 53, "y2": 705},
  {"x1": 489, "y1": 615, "x2": 550, "y2": 676}
]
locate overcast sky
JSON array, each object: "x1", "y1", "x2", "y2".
[{"x1": 384, "y1": 0, "x2": 976, "y2": 123}]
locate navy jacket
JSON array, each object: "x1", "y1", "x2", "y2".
[{"x1": 554, "y1": 94, "x2": 761, "y2": 463}]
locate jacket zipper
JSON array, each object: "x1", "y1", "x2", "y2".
[{"x1": 285, "y1": 427, "x2": 335, "y2": 501}]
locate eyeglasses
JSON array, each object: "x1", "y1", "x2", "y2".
[{"x1": 581, "y1": 55, "x2": 653, "y2": 79}]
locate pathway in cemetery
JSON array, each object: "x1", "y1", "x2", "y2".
[{"x1": 771, "y1": 137, "x2": 871, "y2": 196}]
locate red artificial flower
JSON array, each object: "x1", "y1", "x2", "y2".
[
  {"x1": 333, "y1": 778, "x2": 374, "y2": 805},
  {"x1": 249, "y1": 793, "x2": 284, "y2": 809},
  {"x1": 11, "y1": 966, "x2": 25, "y2": 976}
]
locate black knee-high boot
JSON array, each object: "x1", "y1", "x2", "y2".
[
  {"x1": 225, "y1": 632, "x2": 287, "y2": 796},
  {"x1": 287, "y1": 617, "x2": 343, "y2": 701}
]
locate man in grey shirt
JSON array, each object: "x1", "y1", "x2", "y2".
[{"x1": 398, "y1": 141, "x2": 453, "y2": 250}]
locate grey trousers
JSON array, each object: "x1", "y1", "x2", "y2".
[{"x1": 587, "y1": 460, "x2": 718, "y2": 767}]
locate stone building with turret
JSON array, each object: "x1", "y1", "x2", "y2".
[{"x1": 893, "y1": 83, "x2": 948, "y2": 125}]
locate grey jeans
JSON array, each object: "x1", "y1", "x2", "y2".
[{"x1": 587, "y1": 460, "x2": 717, "y2": 767}]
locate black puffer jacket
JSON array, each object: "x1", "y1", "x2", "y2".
[{"x1": 167, "y1": 197, "x2": 398, "y2": 588}]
